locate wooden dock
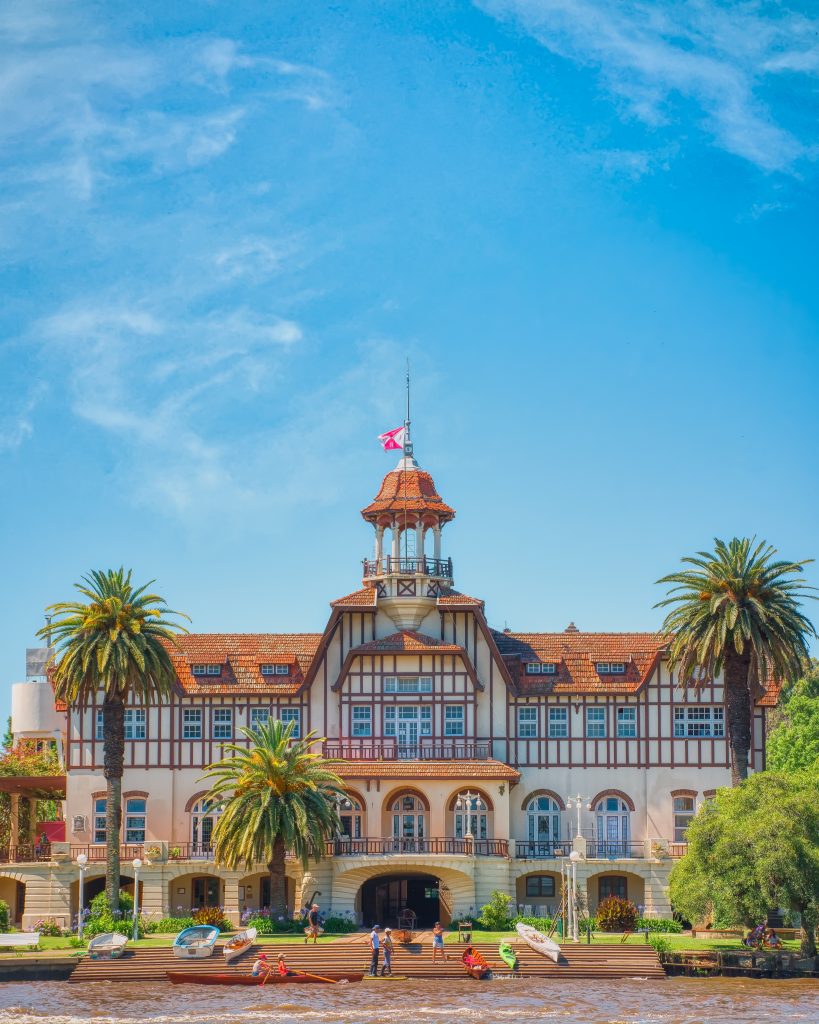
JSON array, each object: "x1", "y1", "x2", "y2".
[{"x1": 69, "y1": 938, "x2": 665, "y2": 983}]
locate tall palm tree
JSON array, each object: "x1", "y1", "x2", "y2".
[
  {"x1": 201, "y1": 718, "x2": 344, "y2": 917},
  {"x1": 38, "y1": 569, "x2": 187, "y2": 912},
  {"x1": 656, "y1": 538, "x2": 816, "y2": 785}
]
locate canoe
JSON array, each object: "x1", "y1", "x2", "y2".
[
  {"x1": 463, "y1": 949, "x2": 491, "y2": 980},
  {"x1": 515, "y1": 922, "x2": 561, "y2": 963},
  {"x1": 223, "y1": 927, "x2": 257, "y2": 963},
  {"x1": 88, "y1": 932, "x2": 128, "y2": 959},
  {"x1": 166, "y1": 971, "x2": 364, "y2": 986},
  {"x1": 172, "y1": 925, "x2": 220, "y2": 959},
  {"x1": 498, "y1": 942, "x2": 518, "y2": 971}
]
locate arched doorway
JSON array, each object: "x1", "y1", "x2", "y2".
[{"x1": 360, "y1": 873, "x2": 440, "y2": 928}]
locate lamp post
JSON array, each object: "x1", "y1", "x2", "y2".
[
  {"x1": 76, "y1": 853, "x2": 88, "y2": 940},
  {"x1": 132, "y1": 858, "x2": 142, "y2": 942},
  {"x1": 569, "y1": 851, "x2": 581, "y2": 942},
  {"x1": 565, "y1": 794, "x2": 593, "y2": 839}
]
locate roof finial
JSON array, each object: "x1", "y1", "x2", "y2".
[{"x1": 404, "y1": 357, "x2": 413, "y2": 458}]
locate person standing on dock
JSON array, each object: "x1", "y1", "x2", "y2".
[
  {"x1": 368, "y1": 924, "x2": 381, "y2": 976},
  {"x1": 432, "y1": 922, "x2": 448, "y2": 963},
  {"x1": 381, "y1": 927, "x2": 394, "y2": 976}
]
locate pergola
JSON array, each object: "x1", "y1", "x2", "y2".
[{"x1": 0, "y1": 776, "x2": 66, "y2": 847}]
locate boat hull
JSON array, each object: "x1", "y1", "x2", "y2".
[
  {"x1": 88, "y1": 933, "x2": 129, "y2": 960},
  {"x1": 166, "y1": 971, "x2": 364, "y2": 986},
  {"x1": 515, "y1": 923, "x2": 561, "y2": 963},
  {"x1": 172, "y1": 926, "x2": 220, "y2": 959},
  {"x1": 223, "y1": 928, "x2": 258, "y2": 963}
]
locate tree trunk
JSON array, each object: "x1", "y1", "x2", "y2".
[
  {"x1": 800, "y1": 906, "x2": 817, "y2": 959},
  {"x1": 102, "y1": 697, "x2": 125, "y2": 915},
  {"x1": 267, "y1": 836, "x2": 288, "y2": 918},
  {"x1": 723, "y1": 649, "x2": 753, "y2": 786}
]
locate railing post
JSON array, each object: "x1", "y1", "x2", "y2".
[{"x1": 572, "y1": 835, "x2": 587, "y2": 859}]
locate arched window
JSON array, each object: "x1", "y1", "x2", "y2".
[
  {"x1": 338, "y1": 796, "x2": 364, "y2": 839},
  {"x1": 453, "y1": 792, "x2": 488, "y2": 840},
  {"x1": 390, "y1": 793, "x2": 427, "y2": 848},
  {"x1": 191, "y1": 799, "x2": 221, "y2": 855},
  {"x1": 595, "y1": 797, "x2": 630, "y2": 856},
  {"x1": 673, "y1": 796, "x2": 695, "y2": 842},
  {"x1": 526, "y1": 796, "x2": 562, "y2": 853}
]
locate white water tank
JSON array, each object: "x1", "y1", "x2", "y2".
[{"x1": 11, "y1": 680, "x2": 64, "y2": 738}]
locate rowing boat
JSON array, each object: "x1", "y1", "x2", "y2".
[
  {"x1": 462, "y1": 949, "x2": 491, "y2": 980},
  {"x1": 515, "y1": 922, "x2": 561, "y2": 963},
  {"x1": 172, "y1": 926, "x2": 220, "y2": 959},
  {"x1": 88, "y1": 933, "x2": 128, "y2": 960},
  {"x1": 223, "y1": 927, "x2": 257, "y2": 963},
  {"x1": 166, "y1": 971, "x2": 364, "y2": 986}
]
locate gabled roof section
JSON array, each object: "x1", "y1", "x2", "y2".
[
  {"x1": 330, "y1": 586, "x2": 378, "y2": 608},
  {"x1": 165, "y1": 634, "x2": 321, "y2": 694},
  {"x1": 492, "y1": 631, "x2": 669, "y2": 695},
  {"x1": 350, "y1": 630, "x2": 463, "y2": 654},
  {"x1": 437, "y1": 591, "x2": 485, "y2": 608}
]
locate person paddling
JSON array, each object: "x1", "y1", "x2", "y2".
[
  {"x1": 250, "y1": 952, "x2": 271, "y2": 977},
  {"x1": 277, "y1": 953, "x2": 293, "y2": 977}
]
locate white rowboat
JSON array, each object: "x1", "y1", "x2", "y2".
[
  {"x1": 88, "y1": 932, "x2": 129, "y2": 959},
  {"x1": 515, "y1": 922, "x2": 561, "y2": 963},
  {"x1": 173, "y1": 925, "x2": 220, "y2": 959},
  {"x1": 223, "y1": 927, "x2": 257, "y2": 963}
]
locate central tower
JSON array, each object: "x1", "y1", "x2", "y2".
[{"x1": 360, "y1": 441, "x2": 456, "y2": 629}]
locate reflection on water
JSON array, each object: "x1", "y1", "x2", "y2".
[{"x1": 1, "y1": 979, "x2": 818, "y2": 1024}]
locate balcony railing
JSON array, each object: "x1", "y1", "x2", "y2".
[
  {"x1": 585, "y1": 841, "x2": 646, "y2": 859},
  {"x1": 70, "y1": 844, "x2": 145, "y2": 862},
  {"x1": 331, "y1": 837, "x2": 508, "y2": 857},
  {"x1": 0, "y1": 844, "x2": 53, "y2": 864},
  {"x1": 514, "y1": 841, "x2": 571, "y2": 859},
  {"x1": 168, "y1": 843, "x2": 214, "y2": 861},
  {"x1": 324, "y1": 742, "x2": 490, "y2": 761},
  {"x1": 667, "y1": 842, "x2": 688, "y2": 858},
  {"x1": 362, "y1": 556, "x2": 453, "y2": 579}
]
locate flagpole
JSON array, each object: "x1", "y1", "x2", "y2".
[{"x1": 403, "y1": 360, "x2": 409, "y2": 560}]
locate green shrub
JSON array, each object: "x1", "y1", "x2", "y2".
[
  {"x1": 0, "y1": 900, "x2": 9, "y2": 932},
  {"x1": 68, "y1": 935, "x2": 85, "y2": 948},
  {"x1": 192, "y1": 906, "x2": 230, "y2": 929},
  {"x1": 477, "y1": 891, "x2": 513, "y2": 930},
  {"x1": 322, "y1": 915, "x2": 358, "y2": 934},
  {"x1": 33, "y1": 917, "x2": 63, "y2": 937},
  {"x1": 648, "y1": 935, "x2": 672, "y2": 954},
  {"x1": 597, "y1": 896, "x2": 638, "y2": 932},
  {"x1": 245, "y1": 915, "x2": 302, "y2": 935},
  {"x1": 89, "y1": 889, "x2": 134, "y2": 920},
  {"x1": 637, "y1": 917, "x2": 683, "y2": 934},
  {"x1": 511, "y1": 915, "x2": 554, "y2": 930}
]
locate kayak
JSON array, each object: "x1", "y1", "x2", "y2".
[
  {"x1": 166, "y1": 971, "x2": 364, "y2": 986},
  {"x1": 498, "y1": 942, "x2": 518, "y2": 971},
  {"x1": 515, "y1": 922, "x2": 560, "y2": 963}
]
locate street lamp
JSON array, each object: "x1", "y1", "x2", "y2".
[
  {"x1": 76, "y1": 853, "x2": 88, "y2": 940},
  {"x1": 132, "y1": 858, "x2": 142, "y2": 942},
  {"x1": 565, "y1": 794, "x2": 593, "y2": 839},
  {"x1": 569, "y1": 850, "x2": 581, "y2": 942}
]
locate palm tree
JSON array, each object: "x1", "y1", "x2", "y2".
[
  {"x1": 656, "y1": 538, "x2": 816, "y2": 785},
  {"x1": 38, "y1": 569, "x2": 187, "y2": 912},
  {"x1": 201, "y1": 718, "x2": 344, "y2": 917}
]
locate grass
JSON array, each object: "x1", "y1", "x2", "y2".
[
  {"x1": 444, "y1": 931, "x2": 802, "y2": 953},
  {"x1": 0, "y1": 932, "x2": 348, "y2": 959}
]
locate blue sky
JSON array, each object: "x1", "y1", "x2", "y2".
[{"x1": 2, "y1": 0, "x2": 818, "y2": 720}]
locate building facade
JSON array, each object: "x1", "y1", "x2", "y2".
[{"x1": 4, "y1": 448, "x2": 776, "y2": 930}]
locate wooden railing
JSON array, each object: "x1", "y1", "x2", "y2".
[
  {"x1": 324, "y1": 742, "x2": 490, "y2": 761},
  {"x1": 69, "y1": 844, "x2": 144, "y2": 862},
  {"x1": 331, "y1": 837, "x2": 508, "y2": 857},
  {"x1": 0, "y1": 844, "x2": 53, "y2": 863},
  {"x1": 667, "y1": 842, "x2": 688, "y2": 858}
]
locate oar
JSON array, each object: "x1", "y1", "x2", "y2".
[{"x1": 292, "y1": 970, "x2": 339, "y2": 984}]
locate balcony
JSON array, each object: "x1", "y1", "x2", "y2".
[
  {"x1": 70, "y1": 844, "x2": 145, "y2": 862},
  {"x1": 324, "y1": 741, "x2": 490, "y2": 761},
  {"x1": 331, "y1": 837, "x2": 508, "y2": 857},
  {"x1": 0, "y1": 844, "x2": 53, "y2": 864},
  {"x1": 585, "y1": 841, "x2": 646, "y2": 859},
  {"x1": 514, "y1": 841, "x2": 572, "y2": 859},
  {"x1": 362, "y1": 556, "x2": 453, "y2": 580}
]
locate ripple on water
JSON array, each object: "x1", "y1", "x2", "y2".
[{"x1": 1, "y1": 979, "x2": 818, "y2": 1024}]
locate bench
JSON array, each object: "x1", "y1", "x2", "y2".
[{"x1": 0, "y1": 933, "x2": 41, "y2": 949}]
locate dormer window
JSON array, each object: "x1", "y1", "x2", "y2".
[
  {"x1": 384, "y1": 676, "x2": 433, "y2": 693},
  {"x1": 525, "y1": 662, "x2": 557, "y2": 675},
  {"x1": 260, "y1": 664, "x2": 290, "y2": 676},
  {"x1": 596, "y1": 662, "x2": 626, "y2": 675},
  {"x1": 191, "y1": 664, "x2": 222, "y2": 676}
]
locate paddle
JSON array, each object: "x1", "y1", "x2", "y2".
[{"x1": 293, "y1": 970, "x2": 340, "y2": 984}]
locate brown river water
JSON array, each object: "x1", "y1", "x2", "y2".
[{"x1": 1, "y1": 979, "x2": 818, "y2": 1024}]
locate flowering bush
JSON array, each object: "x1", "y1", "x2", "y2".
[
  {"x1": 192, "y1": 906, "x2": 231, "y2": 930},
  {"x1": 33, "y1": 917, "x2": 63, "y2": 937},
  {"x1": 597, "y1": 896, "x2": 638, "y2": 932}
]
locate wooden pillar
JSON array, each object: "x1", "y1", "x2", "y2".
[
  {"x1": 9, "y1": 794, "x2": 19, "y2": 848},
  {"x1": 28, "y1": 798, "x2": 38, "y2": 843}
]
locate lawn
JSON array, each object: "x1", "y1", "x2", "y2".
[
  {"x1": 443, "y1": 931, "x2": 801, "y2": 953},
  {"x1": 0, "y1": 932, "x2": 349, "y2": 959}
]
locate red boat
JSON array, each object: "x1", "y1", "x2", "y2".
[
  {"x1": 166, "y1": 971, "x2": 364, "y2": 986},
  {"x1": 462, "y1": 949, "x2": 491, "y2": 980}
]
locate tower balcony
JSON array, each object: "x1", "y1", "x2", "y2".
[{"x1": 362, "y1": 556, "x2": 453, "y2": 581}]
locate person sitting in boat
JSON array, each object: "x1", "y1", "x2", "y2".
[
  {"x1": 277, "y1": 953, "x2": 294, "y2": 977},
  {"x1": 462, "y1": 946, "x2": 478, "y2": 968},
  {"x1": 250, "y1": 953, "x2": 271, "y2": 977}
]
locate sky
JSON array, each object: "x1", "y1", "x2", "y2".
[{"x1": 1, "y1": 0, "x2": 818, "y2": 722}]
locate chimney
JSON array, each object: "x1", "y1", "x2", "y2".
[{"x1": 564, "y1": 622, "x2": 579, "y2": 633}]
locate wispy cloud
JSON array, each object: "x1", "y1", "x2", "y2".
[
  {"x1": 0, "y1": 382, "x2": 48, "y2": 453},
  {"x1": 476, "y1": 0, "x2": 819, "y2": 172}
]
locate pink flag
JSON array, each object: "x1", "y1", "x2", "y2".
[{"x1": 378, "y1": 426, "x2": 405, "y2": 451}]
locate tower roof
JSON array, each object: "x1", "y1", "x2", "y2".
[{"x1": 361, "y1": 454, "x2": 455, "y2": 523}]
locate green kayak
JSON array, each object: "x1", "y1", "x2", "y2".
[{"x1": 498, "y1": 942, "x2": 518, "y2": 971}]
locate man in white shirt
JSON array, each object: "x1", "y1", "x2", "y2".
[{"x1": 368, "y1": 924, "x2": 380, "y2": 976}]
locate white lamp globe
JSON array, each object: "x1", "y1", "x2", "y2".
[
  {"x1": 132, "y1": 858, "x2": 142, "y2": 870},
  {"x1": 76, "y1": 853, "x2": 87, "y2": 867},
  {"x1": 569, "y1": 850, "x2": 581, "y2": 862}
]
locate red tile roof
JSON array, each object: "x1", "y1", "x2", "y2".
[
  {"x1": 437, "y1": 592, "x2": 484, "y2": 608},
  {"x1": 350, "y1": 630, "x2": 463, "y2": 654},
  {"x1": 334, "y1": 759, "x2": 520, "y2": 780},
  {"x1": 331, "y1": 587, "x2": 378, "y2": 608},
  {"x1": 361, "y1": 467, "x2": 455, "y2": 522},
  {"x1": 492, "y1": 630, "x2": 669, "y2": 695},
  {"x1": 164, "y1": 634, "x2": 322, "y2": 694}
]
